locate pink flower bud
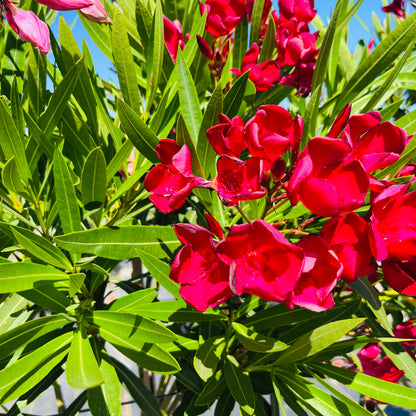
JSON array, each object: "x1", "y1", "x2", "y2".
[
  {"x1": 6, "y1": 7, "x2": 50, "y2": 54},
  {"x1": 34, "y1": 0, "x2": 91, "y2": 11},
  {"x1": 79, "y1": 0, "x2": 112, "y2": 24}
]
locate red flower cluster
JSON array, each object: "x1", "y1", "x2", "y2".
[{"x1": 145, "y1": 101, "x2": 414, "y2": 312}]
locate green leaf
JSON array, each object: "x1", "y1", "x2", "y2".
[
  {"x1": 194, "y1": 336, "x2": 226, "y2": 381},
  {"x1": 0, "y1": 262, "x2": 68, "y2": 293},
  {"x1": 0, "y1": 294, "x2": 29, "y2": 333},
  {"x1": 214, "y1": 389, "x2": 236, "y2": 416},
  {"x1": 79, "y1": 14, "x2": 112, "y2": 61},
  {"x1": 38, "y1": 58, "x2": 84, "y2": 140},
  {"x1": 309, "y1": 369, "x2": 376, "y2": 416},
  {"x1": 0, "y1": 332, "x2": 72, "y2": 405},
  {"x1": 310, "y1": 362, "x2": 416, "y2": 409},
  {"x1": 279, "y1": 372, "x2": 368, "y2": 416},
  {"x1": 361, "y1": 41, "x2": 415, "y2": 112},
  {"x1": 259, "y1": 16, "x2": 276, "y2": 63},
  {"x1": 223, "y1": 71, "x2": 250, "y2": 118},
  {"x1": 136, "y1": 250, "x2": 180, "y2": 298},
  {"x1": 249, "y1": 0, "x2": 266, "y2": 46},
  {"x1": 232, "y1": 322, "x2": 288, "y2": 353},
  {"x1": 350, "y1": 276, "x2": 393, "y2": 335},
  {"x1": 235, "y1": 295, "x2": 265, "y2": 319},
  {"x1": 224, "y1": 355, "x2": 255, "y2": 415},
  {"x1": 0, "y1": 97, "x2": 31, "y2": 181},
  {"x1": 233, "y1": 16, "x2": 248, "y2": 70},
  {"x1": 6, "y1": 225, "x2": 73, "y2": 270},
  {"x1": 88, "y1": 348, "x2": 121, "y2": 416},
  {"x1": 53, "y1": 147, "x2": 82, "y2": 235},
  {"x1": 334, "y1": 10, "x2": 416, "y2": 114},
  {"x1": 81, "y1": 147, "x2": 107, "y2": 209},
  {"x1": 69, "y1": 273, "x2": 86, "y2": 297},
  {"x1": 114, "y1": 358, "x2": 163, "y2": 416},
  {"x1": 274, "y1": 318, "x2": 365, "y2": 364},
  {"x1": 1, "y1": 157, "x2": 28, "y2": 196},
  {"x1": 177, "y1": 48, "x2": 202, "y2": 146},
  {"x1": 197, "y1": 82, "x2": 223, "y2": 179},
  {"x1": 87, "y1": 311, "x2": 177, "y2": 344},
  {"x1": 66, "y1": 326, "x2": 104, "y2": 389},
  {"x1": 21, "y1": 283, "x2": 70, "y2": 313},
  {"x1": 120, "y1": 300, "x2": 188, "y2": 321},
  {"x1": 0, "y1": 314, "x2": 68, "y2": 360},
  {"x1": 112, "y1": 9, "x2": 142, "y2": 111},
  {"x1": 55, "y1": 225, "x2": 180, "y2": 260},
  {"x1": 109, "y1": 288, "x2": 158, "y2": 311},
  {"x1": 10, "y1": 77, "x2": 24, "y2": 140},
  {"x1": 117, "y1": 100, "x2": 159, "y2": 163},
  {"x1": 195, "y1": 371, "x2": 226, "y2": 406},
  {"x1": 23, "y1": 112, "x2": 53, "y2": 160},
  {"x1": 145, "y1": 0, "x2": 164, "y2": 115}
]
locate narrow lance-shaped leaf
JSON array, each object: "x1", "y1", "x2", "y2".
[
  {"x1": 197, "y1": 82, "x2": 223, "y2": 179},
  {"x1": 0, "y1": 262, "x2": 69, "y2": 293},
  {"x1": 88, "y1": 346, "x2": 121, "y2": 416},
  {"x1": 145, "y1": 0, "x2": 164, "y2": 115},
  {"x1": 112, "y1": 9, "x2": 142, "y2": 111},
  {"x1": 224, "y1": 355, "x2": 256, "y2": 415},
  {"x1": 274, "y1": 318, "x2": 365, "y2": 364},
  {"x1": 194, "y1": 337, "x2": 226, "y2": 381},
  {"x1": 38, "y1": 58, "x2": 84, "y2": 140},
  {"x1": 66, "y1": 326, "x2": 104, "y2": 389},
  {"x1": 109, "y1": 288, "x2": 158, "y2": 311},
  {"x1": 223, "y1": 71, "x2": 250, "y2": 118},
  {"x1": 177, "y1": 48, "x2": 202, "y2": 146},
  {"x1": 249, "y1": 0, "x2": 266, "y2": 46},
  {"x1": 0, "y1": 97, "x2": 31, "y2": 181},
  {"x1": 117, "y1": 100, "x2": 159, "y2": 163},
  {"x1": 54, "y1": 225, "x2": 181, "y2": 260},
  {"x1": 1, "y1": 157, "x2": 28, "y2": 197},
  {"x1": 310, "y1": 362, "x2": 416, "y2": 409},
  {"x1": 334, "y1": 9, "x2": 416, "y2": 114},
  {"x1": 53, "y1": 147, "x2": 82, "y2": 235},
  {"x1": 114, "y1": 358, "x2": 163, "y2": 416},
  {"x1": 81, "y1": 147, "x2": 107, "y2": 210},
  {"x1": 0, "y1": 332, "x2": 72, "y2": 405}
]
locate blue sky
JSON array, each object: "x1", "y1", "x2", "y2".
[{"x1": 50, "y1": 0, "x2": 396, "y2": 82}]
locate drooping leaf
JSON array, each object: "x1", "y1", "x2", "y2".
[
  {"x1": 224, "y1": 355, "x2": 255, "y2": 415},
  {"x1": 114, "y1": 358, "x2": 163, "y2": 416},
  {"x1": 66, "y1": 326, "x2": 104, "y2": 389}
]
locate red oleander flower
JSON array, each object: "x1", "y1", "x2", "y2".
[
  {"x1": 209, "y1": 156, "x2": 266, "y2": 206},
  {"x1": 287, "y1": 236, "x2": 342, "y2": 312},
  {"x1": 163, "y1": 16, "x2": 185, "y2": 62},
  {"x1": 280, "y1": 62, "x2": 315, "y2": 96},
  {"x1": 382, "y1": 260, "x2": 416, "y2": 296},
  {"x1": 34, "y1": 0, "x2": 91, "y2": 10},
  {"x1": 170, "y1": 223, "x2": 232, "y2": 312},
  {"x1": 6, "y1": 5, "x2": 50, "y2": 54},
  {"x1": 321, "y1": 213, "x2": 375, "y2": 283},
  {"x1": 206, "y1": 114, "x2": 245, "y2": 157},
  {"x1": 382, "y1": 0, "x2": 406, "y2": 18},
  {"x1": 79, "y1": 0, "x2": 112, "y2": 24},
  {"x1": 357, "y1": 344, "x2": 404, "y2": 383},
  {"x1": 278, "y1": 0, "x2": 316, "y2": 23},
  {"x1": 231, "y1": 44, "x2": 280, "y2": 92},
  {"x1": 369, "y1": 183, "x2": 416, "y2": 263},
  {"x1": 144, "y1": 139, "x2": 204, "y2": 213},
  {"x1": 216, "y1": 219, "x2": 304, "y2": 302},
  {"x1": 244, "y1": 104, "x2": 303, "y2": 170},
  {"x1": 393, "y1": 320, "x2": 416, "y2": 346},
  {"x1": 288, "y1": 137, "x2": 369, "y2": 218},
  {"x1": 200, "y1": 0, "x2": 247, "y2": 38}
]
